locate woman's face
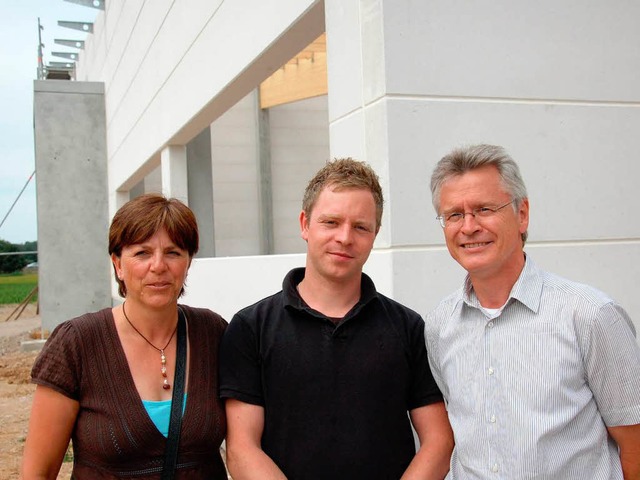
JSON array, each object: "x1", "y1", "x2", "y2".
[{"x1": 111, "y1": 228, "x2": 191, "y2": 311}]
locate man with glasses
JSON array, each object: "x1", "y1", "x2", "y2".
[{"x1": 425, "y1": 144, "x2": 640, "y2": 479}]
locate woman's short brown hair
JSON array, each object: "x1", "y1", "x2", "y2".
[{"x1": 109, "y1": 193, "x2": 199, "y2": 297}]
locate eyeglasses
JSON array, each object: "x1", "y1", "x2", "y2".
[{"x1": 436, "y1": 200, "x2": 515, "y2": 229}]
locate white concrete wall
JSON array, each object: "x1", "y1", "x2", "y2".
[
  {"x1": 270, "y1": 95, "x2": 330, "y2": 253},
  {"x1": 325, "y1": 0, "x2": 640, "y2": 333},
  {"x1": 76, "y1": 0, "x2": 325, "y2": 214},
  {"x1": 210, "y1": 91, "x2": 261, "y2": 256},
  {"x1": 183, "y1": 250, "x2": 394, "y2": 321}
]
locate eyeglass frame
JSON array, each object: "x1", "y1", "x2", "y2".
[{"x1": 436, "y1": 199, "x2": 516, "y2": 229}]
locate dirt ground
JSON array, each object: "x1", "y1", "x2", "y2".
[{"x1": 0, "y1": 304, "x2": 72, "y2": 480}]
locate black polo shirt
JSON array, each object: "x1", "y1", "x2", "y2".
[{"x1": 219, "y1": 268, "x2": 443, "y2": 480}]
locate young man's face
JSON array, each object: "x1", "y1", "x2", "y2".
[
  {"x1": 300, "y1": 186, "x2": 378, "y2": 284},
  {"x1": 438, "y1": 165, "x2": 529, "y2": 283}
]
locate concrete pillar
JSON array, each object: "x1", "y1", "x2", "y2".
[
  {"x1": 210, "y1": 91, "x2": 262, "y2": 256},
  {"x1": 33, "y1": 80, "x2": 112, "y2": 331},
  {"x1": 187, "y1": 128, "x2": 216, "y2": 258},
  {"x1": 324, "y1": 0, "x2": 392, "y2": 245},
  {"x1": 256, "y1": 98, "x2": 274, "y2": 255},
  {"x1": 144, "y1": 166, "x2": 162, "y2": 194},
  {"x1": 268, "y1": 95, "x2": 329, "y2": 254},
  {"x1": 161, "y1": 145, "x2": 188, "y2": 204},
  {"x1": 130, "y1": 180, "x2": 145, "y2": 199},
  {"x1": 112, "y1": 190, "x2": 131, "y2": 219}
]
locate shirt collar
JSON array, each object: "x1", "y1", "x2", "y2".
[
  {"x1": 282, "y1": 267, "x2": 378, "y2": 315},
  {"x1": 461, "y1": 254, "x2": 543, "y2": 314}
]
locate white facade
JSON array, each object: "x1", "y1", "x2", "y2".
[{"x1": 71, "y1": 0, "x2": 639, "y2": 334}]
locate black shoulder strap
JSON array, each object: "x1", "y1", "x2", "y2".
[{"x1": 161, "y1": 308, "x2": 187, "y2": 480}]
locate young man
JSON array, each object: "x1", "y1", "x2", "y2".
[
  {"x1": 220, "y1": 158, "x2": 453, "y2": 479},
  {"x1": 426, "y1": 144, "x2": 640, "y2": 479}
]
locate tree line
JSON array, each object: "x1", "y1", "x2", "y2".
[{"x1": 0, "y1": 239, "x2": 38, "y2": 274}]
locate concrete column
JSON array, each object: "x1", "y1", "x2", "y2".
[
  {"x1": 33, "y1": 80, "x2": 112, "y2": 331},
  {"x1": 324, "y1": 0, "x2": 391, "y2": 244},
  {"x1": 187, "y1": 128, "x2": 216, "y2": 258},
  {"x1": 210, "y1": 90, "x2": 261, "y2": 256},
  {"x1": 130, "y1": 180, "x2": 145, "y2": 199},
  {"x1": 144, "y1": 167, "x2": 162, "y2": 194},
  {"x1": 256, "y1": 97, "x2": 274, "y2": 255},
  {"x1": 113, "y1": 190, "x2": 131, "y2": 216},
  {"x1": 161, "y1": 145, "x2": 188, "y2": 204},
  {"x1": 268, "y1": 96, "x2": 329, "y2": 254}
]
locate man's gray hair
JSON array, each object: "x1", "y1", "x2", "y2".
[{"x1": 430, "y1": 144, "x2": 529, "y2": 243}]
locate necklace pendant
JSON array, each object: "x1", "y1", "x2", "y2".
[
  {"x1": 160, "y1": 349, "x2": 169, "y2": 386},
  {"x1": 122, "y1": 303, "x2": 178, "y2": 392}
]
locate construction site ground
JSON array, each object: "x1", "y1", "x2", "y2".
[{"x1": 0, "y1": 304, "x2": 72, "y2": 479}]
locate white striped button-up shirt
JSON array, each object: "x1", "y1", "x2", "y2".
[{"x1": 425, "y1": 257, "x2": 640, "y2": 479}]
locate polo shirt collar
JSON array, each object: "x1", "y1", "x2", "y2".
[
  {"x1": 283, "y1": 268, "x2": 307, "y2": 309},
  {"x1": 282, "y1": 267, "x2": 378, "y2": 316},
  {"x1": 461, "y1": 254, "x2": 543, "y2": 314}
]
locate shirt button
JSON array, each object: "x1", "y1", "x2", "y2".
[
  {"x1": 487, "y1": 321, "x2": 494, "y2": 328},
  {"x1": 490, "y1": 414, "x2": 496, "y2": 423},
  {"x1": 488, "y1": 367, "x2": 494, "y2": 375},
  {"x1": 491, "y1": 463, "x2": 499, "y2": 473}
]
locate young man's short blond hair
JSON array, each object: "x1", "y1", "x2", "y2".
[{"x1": 302, "y1": 158, "x2": 384, "y2": 230}]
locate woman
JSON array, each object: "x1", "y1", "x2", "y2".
[{"x1": 22, "y1": 194, "x2": 228, "y2": 479}]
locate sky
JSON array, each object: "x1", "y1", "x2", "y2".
[{"x1": 0, "y1": 0, "x2": 99, "y2": 244}]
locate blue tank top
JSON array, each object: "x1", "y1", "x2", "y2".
[{"x1": 142, "y1": 394, "x2": 188, "y2": 437}]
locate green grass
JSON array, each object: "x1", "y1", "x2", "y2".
[
  {"x1": 0, "y1": 273, "x2": 38, "y2": 304},
  {"x1": 63, "y1": 446, "x2": 74, "y2": 463}
]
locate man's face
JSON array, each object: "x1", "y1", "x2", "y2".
[
  {"x1": 300, "y1": 186, "x2": 378, "y2": 284},
  {"x1": 438, "y1": 165, "x2": 528, "y2": 282}
]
